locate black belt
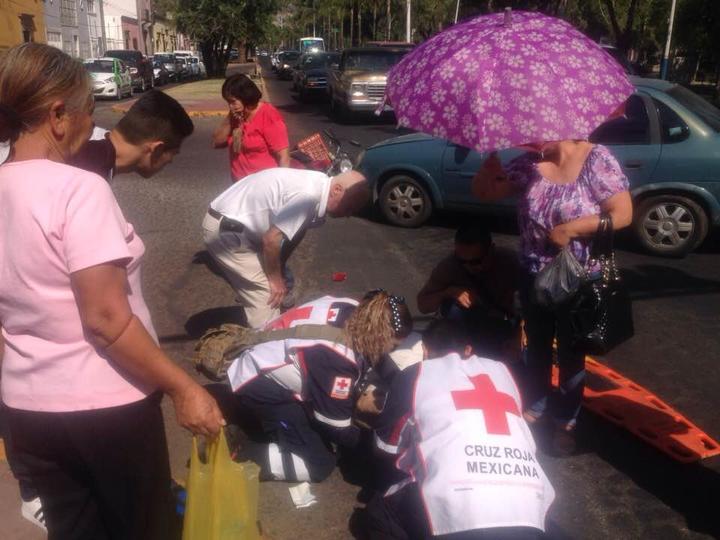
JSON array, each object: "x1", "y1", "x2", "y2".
[{"x1": 208, "y1": 207, "x2": 245, "y2": 233}]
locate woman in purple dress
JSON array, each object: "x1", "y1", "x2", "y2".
[{"x1": 472, "y1": 140, "x2": 632, "y2": 454}]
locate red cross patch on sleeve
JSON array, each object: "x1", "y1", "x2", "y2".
[
  {"x1": 327, "y1": 308, "x2": 339, "y2": 323},
  {"x1": 330, "y1": 377, "x2": 352, "y2": 399}
]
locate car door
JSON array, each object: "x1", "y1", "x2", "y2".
[
  {"x1": 441, "y1": 143, "x2": 523, "y2": 212},
  {"x1": 588, "y1": 93, "x2": 661, "y2": 190}
]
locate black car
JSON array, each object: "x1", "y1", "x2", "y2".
[
  {"x1": 154, "y1": 53, "x2": 181, "y2": 81},
  {"x1": 105, "y1": 49, "x2": 154, "y2": 92},
  {"x1": 292, "y1": 52, "x2": 340, "y2": 99},
  {"x1": 277, "y1": 51, "x2": 300, "y2": 80}
]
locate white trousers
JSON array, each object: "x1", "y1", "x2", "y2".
[{"x1": 202, "y1": 212, "x2": 280, "y2": 329}]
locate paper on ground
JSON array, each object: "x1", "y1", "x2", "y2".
[{"x1": 289, "y1": 482, "x2": 317, "y2": 509}]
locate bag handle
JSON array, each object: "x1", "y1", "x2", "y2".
[{"x1": 592, "y1": 212, "x2": 614, "y2": 260}]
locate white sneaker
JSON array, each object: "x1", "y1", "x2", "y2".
[{"x1": 21, "y1": 497, "x2": 47, "y2": 531}]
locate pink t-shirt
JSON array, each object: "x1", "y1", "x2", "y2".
[{"x1": 0, "y1": 159, "x2": 158, "y2": 412}]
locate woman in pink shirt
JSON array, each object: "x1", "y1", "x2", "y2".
[{"x1": 0, "y1": 44, "x2": 224, "y2": 539}]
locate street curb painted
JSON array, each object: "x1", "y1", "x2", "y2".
[{"x1": 109, "y1": 71, "x2": 267, "y2": 118}]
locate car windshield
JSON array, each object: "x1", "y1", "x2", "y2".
[
  {"x1": 303, "y1": 54, "x2": 336, "y2": 69},
  {"x1": 667, "y1": 85, "x2": 720, "y2": 132},
  {"x1": 282, "y1": 53, "x2": 300, "y2": 63},
  {"x1": 155, "y1": 54, "x2": 174, "y2": 64},
  {"x1": 343, "y1": 51, "x2": 407, "y2": 70},
  {"x1": 84, "y1": 60, "x2": 114, "y2": 73}
]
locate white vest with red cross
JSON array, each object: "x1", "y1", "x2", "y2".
[
  {"x1": 264, "y1": 295, "x2": 359, "y2": 330},
  {"x1": 396, "y1": 353, "x2": 555, "y2": 535}
]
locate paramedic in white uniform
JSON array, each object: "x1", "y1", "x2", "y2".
[{"x1": 367, "y1": 319, "x2": 555, "y2": 539}]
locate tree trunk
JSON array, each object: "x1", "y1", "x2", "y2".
[
  {"x1": 373, "y1": 5, "x2": 377, "y2": 40},
  {"x1": 340, "y1": 12, "x2": 345, "y2": 48},
  {"x1": 386, "y1": 0, "x2": 391, "y2": 41},
  {"x1": 350, "y1": 5, "x2": 355, "y2": 46},
  {"x1": 358, "y1": 4, "x2": 362, "y2": 46}
]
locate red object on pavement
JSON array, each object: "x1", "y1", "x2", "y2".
[{"x1": 332, "y1": 272, "x2": 347, "y2": 282}]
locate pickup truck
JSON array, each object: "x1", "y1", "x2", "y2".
[{"x1": 327, "y1": 46, "x2": 412, "y2": 118}]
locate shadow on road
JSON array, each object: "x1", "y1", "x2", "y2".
[
  {"x1": 574, "y1": 411, "x2": 720, "y2": 538},
  {"x1": 622, "y1": 264, "x2": 720, "y2": 301}
]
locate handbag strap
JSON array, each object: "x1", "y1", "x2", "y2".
[{"x1": 591, "y1": 212, "x2": 614, "y2": 260}]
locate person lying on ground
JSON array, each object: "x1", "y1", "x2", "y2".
[
  {"x1": 202, "y1": 167, "x2": 371, "y2": 328},
  {"x1": 206, "y1": 290, "x2": 412, "y2": 483},
  {"x1": 365, "y1": 319, "x2": 555, "y2": 540},
  {"x1": 417, "y1": 224, "x2": 521, "y2": 359}
]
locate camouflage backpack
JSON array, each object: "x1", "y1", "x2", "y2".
[{"x1": 192, "y1": 323, "x2": 348, "y2": 381}]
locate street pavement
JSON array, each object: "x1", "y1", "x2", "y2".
[{"x1": 1, "y1": 60, "x2": 719, "y2": 539}]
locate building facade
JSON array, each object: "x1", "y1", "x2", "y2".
[
  {"x1": 43, "y1": 0, "x2": 103, "y2": 59},
  {"x1": 0, "y1": 0, "x2": 46, "y2": 52},
  {"x1": 103, "y1": 0, "x2": 136, "y2": 50}
]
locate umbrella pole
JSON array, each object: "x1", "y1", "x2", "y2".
[{"x1": 660, "y1": 0, "x2": 678, "y2": 80}]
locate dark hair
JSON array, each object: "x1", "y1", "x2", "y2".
[
  {"x1": 115, "y1": 90, "x2": 193, "y2": 149},
  {"x1": 423, "y1": 319, "x2": 470, "y2": 357},
  {"x1": 455, "y1": 225, "x2": 492, "y2": 247},
  {"x1": 221, "y1": 74, "x2": 262, "y2": 106}
]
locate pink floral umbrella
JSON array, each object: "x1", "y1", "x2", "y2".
[{"x1": 384, "y1": 9, "x2": 634, "y2": 152}]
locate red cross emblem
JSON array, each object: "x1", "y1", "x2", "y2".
[
  {"x1": 331, "y1": 376, "x2": 352, "y2": 399},
  {"x1": 451, "y1": 374, "x2": 520, "y2": 436}
]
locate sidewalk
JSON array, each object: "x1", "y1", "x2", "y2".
[{"x1": 112, "y1": 62, "x2": 263, "y2": 117}]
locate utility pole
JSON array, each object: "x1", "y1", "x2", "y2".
[
  {"x1": 660, "y1": 0, "x2": 678, "y2": 80},
  {"x1": 386, "y1": 0, "x2": 391, "y2": 41},
  {"x1": 98, "y1": 0, "x2": 107, "y2": 54},
  {"x1": 406, "y1": 0, "x2": 411, "y2": 43},
  {"x1": 454, "y1": 0, "x2": 460, "y2": 24}
]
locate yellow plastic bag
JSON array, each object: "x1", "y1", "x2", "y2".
[{"x1": 182, "y1": 430, "x2": 261, "y2": 540}]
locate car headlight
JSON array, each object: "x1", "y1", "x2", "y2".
[
  {"x1": 351, "y1": 83, "x2": 367, "y2": 97},
  {"x1": 130, "y1": 67, "x2": 138, "y2": 74},
  {"x1": 104, "y1": 76, "x2": 115, "y2": 83},
  {"x1": 164, "y1": 63, "x2": 173, "y2": 70},
  {"x1": 283, "y1": 63, "x2": 290, "y2": 68}
]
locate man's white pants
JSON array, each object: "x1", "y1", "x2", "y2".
[{"x1": 202, "y1": 212, "x2": 280, "y2": 328}]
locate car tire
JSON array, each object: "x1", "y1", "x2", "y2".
[
  {"x1": 633, "y1": 194, "x2": 709, "y2": 257},
  {"x1": 379, "y1": 175, "x2": 433, "y2": 228},
  {"x1": 140, "y1": 78, "x2": 146, "y2": 92}
]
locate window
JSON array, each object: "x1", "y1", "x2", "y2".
[
  {"x1": 47, "y1": 31, "x2": 63, "y2": 50},
  {"x1": 19, "y1": 14, "x2": 35, "y2": 43},
  {"x1": 87, "y1": 0, "x2": 96, "y2": 15},
  {"x1": 132, "y1": 37, "x2": 138, "y2": 50},
  {"x1": 666, "y1": 85, "x2": 720, "y2": 133},
  {"x1": 124, "y1": 31, "x2": 130, "y2": 49},
  {"x1": 653, "y1": 98, "x2": 690, "y2": 143},
  {"x1": 589, "y1": 95, "x2": 651, "y2": 145},
  {"x1": 61, "y1": 0, "x2": 78, "y2": 27}
]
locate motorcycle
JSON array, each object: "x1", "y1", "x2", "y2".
[{"x1": 290, "y1": 129, "x2": 363, "y2": 175}]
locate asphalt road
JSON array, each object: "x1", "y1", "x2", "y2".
[{"x1": 5, "y1": 62, "x2": 718, "y2": 540}]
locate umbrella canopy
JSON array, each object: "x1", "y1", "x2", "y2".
[{"x1": 385, "y1": 10, "x2": 634, "y2": 153}]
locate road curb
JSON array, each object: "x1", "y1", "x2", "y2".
[{"x1": 110, "y1": 103, "x2": 229, "y2": 118}]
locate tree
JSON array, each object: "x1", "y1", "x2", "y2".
[{"x1": 162, "y1": 0, "x2": 277, "y2": 77}]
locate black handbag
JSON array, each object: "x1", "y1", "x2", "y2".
[{"x1": 570, "y1": 213, "x2": 634, "y2": 355}]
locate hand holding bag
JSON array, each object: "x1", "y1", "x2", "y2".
[
  {"x1": 533, "y1": 246, "x2": 588, "y2": 308},
  {"x1": 182, "y1": 430, "x2": 261, "y2": 540},
  {"x1": 570, "y1": 213, "x2": 634, "y2": 355}
]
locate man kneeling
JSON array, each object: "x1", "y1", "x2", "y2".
[
  {"x1": 366, "y1": 320, "x2": 555, "y2": 539},
  {"x1": 210, "y1": 290, "x2": 412, "y2": 482}
]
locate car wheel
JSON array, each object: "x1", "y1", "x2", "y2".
[
  {"x1": 633, "y1": 194, "x2": 709, "y2": 257},
  {"x1": 379, "y1": 175, "x2": 433, "y2": 227},
  {"x1": 140, "y1": 78, "x2": 146, "y2": 92}
]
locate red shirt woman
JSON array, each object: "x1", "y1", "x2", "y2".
[{"x1": 213, "y1": 74, "x2": 290, "y2": 181}]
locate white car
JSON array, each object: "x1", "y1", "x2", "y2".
[
  {"x1": 190, "y1": 56, "x2": 206, "y2": 78},
  {"x1": 84, "y1": 57, "x2": 132, "y2": 100}
]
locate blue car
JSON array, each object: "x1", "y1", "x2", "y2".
[{"x1": 357, "y1": 77, "x2": 720, "y2": 257}]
